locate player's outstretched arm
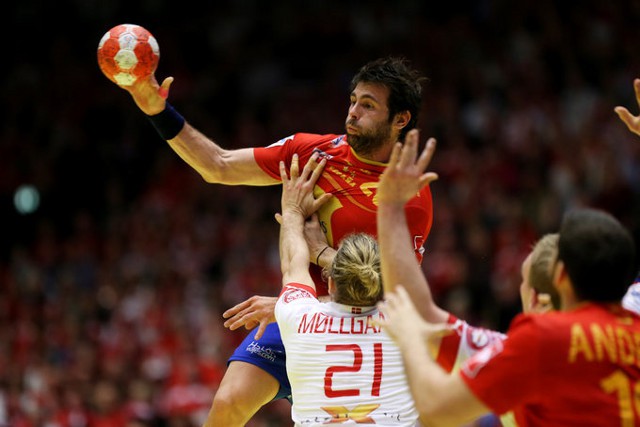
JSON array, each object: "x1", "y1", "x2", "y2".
[
  {"x1": 279, "y1": 153, "x2": 332, "y2": 287},
  {"x1": 276, "y1": 212, "x2": 336, "y2": 268},
  {"x1": 303, "y1": 214, "x2": 337, "y2": 268},
  {"x1": 377, "y1": 129, "x2": 448, "y2": 324},
  {"x1": 126, "y1": 75, "x2": 278, "y2": 186},
  {"x1": 615, "y1": 78, "x2": 640, "y2": 137},
  {"x1": 99, "y1": 25, "x2": 275, "y2": 186}
]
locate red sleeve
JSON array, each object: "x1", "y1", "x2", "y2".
[
  {"x1": 253, "y1": 133, "x2": 339, "y2": 180},
  {"x1": 459, "y1": 314, "x2": 541, "y2": 415}
]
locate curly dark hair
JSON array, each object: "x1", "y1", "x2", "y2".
[{"x1": 350, "y1": 57, "x2": 426, "y2": 141}]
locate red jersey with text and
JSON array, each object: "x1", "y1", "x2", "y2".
[
  {"x1": 460, "y1": 303, "x2": 640, "y2": 426},
  {"x1": 254, "y1": 133, "x2": 433, "y2": 295}
]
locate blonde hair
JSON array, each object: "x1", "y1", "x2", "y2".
[
  {"x1": 328, "y1": 233, "x2": 383, "y2": 306},
  {"x1": 528, "y1": 233, "x2": 561, "y2": 309}
]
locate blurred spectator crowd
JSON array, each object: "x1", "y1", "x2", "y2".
[{"x1": 1, "y1": 0, "x2": 640, "y2": 425}]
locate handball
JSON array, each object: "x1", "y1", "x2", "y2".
[{"x1": 97, "y1": 24, "x2": 159, "y2": 87}]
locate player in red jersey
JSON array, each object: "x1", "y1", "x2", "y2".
[
  {"x1": 293, "y1": 131, "x2": 559, "y2": 427},
  {"x1": 376, "y1": 133, "x2": 639, "y2": 426},
  {"x1": 123, "y1": 57, "x2": 433, "y2": 426},
  {"x1": 274, "y1": 153, "x2": 419, "y2": 426}
]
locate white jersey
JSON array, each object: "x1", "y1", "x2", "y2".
[
  {"x1": 275, "y1": 283, "x2": 419, "y2": 427},
  {"x1": 622, "y1": 281, "x2": 640, "y2": 315}
]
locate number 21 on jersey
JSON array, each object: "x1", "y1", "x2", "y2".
[{"x1": 324, "y1": 343, "x2": 383, "y2": 398}]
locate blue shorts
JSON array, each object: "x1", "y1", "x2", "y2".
[{"x1": 228, "y1": 322, "x2": 292, "y2": 402}]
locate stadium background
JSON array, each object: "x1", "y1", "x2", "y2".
[{"x1": 2, "y1": 0, "x2": 640, "y2": 425}]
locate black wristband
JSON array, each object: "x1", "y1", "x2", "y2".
[
  {"x1": 316, "y1": 246, "x2": 330, "y2": 266},
  {"x1": 147, "y1": 102, "x2": 185, "y2": 140}
]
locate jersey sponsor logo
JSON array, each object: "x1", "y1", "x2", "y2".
[
  {"x1": 312, "y1": 147, "x2": 333, "y2": 161},
  {"x1": 462, "y1": 339, "x2": 504, "y2": 379},
  {"x1": 319, "y1": 404, "x2": 380, "y2": 424},
  {"x1": 298, "y1": 407, "x2": 405, "y2": 425},
  {"x1": 330, "y1": 135, "x2": 346, "y2": 146},
  {"x1": 282, "y1": 287, "x2": 315, "y2": 304},
  {"x1": 246, "y1": 341, "x2": 277, "y2": 362}
]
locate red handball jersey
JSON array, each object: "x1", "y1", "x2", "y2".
[
  {"x1": 460, "y1": 303, "x2": 640, "y2": 426},
  {"x1": 254, "y1": 133, "x2": 433, "y2": 296}
]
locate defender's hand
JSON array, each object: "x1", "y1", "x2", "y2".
[
  {"x1": 615, "y1": 78, "x2": 640, "y2": 137},
  {"x1": 377, "y1": 129, "x2": 438, "y2": 206},
  {"x1": 223, "y1": 296, "x2": 278, "y2": 340}
]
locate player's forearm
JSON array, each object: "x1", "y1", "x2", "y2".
[
  {"x1": 280, "y1": 212, "x2": 312, "y2": 283},
  {"x1": 396, "y1": 334, "x2": 443, "y2": 409},
  {"x1": 166, "y1": 124, "x2": 279, "y2": 186},
  {"x1": 396, "y1": 336, "x2": 470, "y2": 427},
  {"x1": 378, "y1": 203, "x2": 447, "y2": 323},
  {"x1": 315, "y1": 246, "x2": 336, "y2": 269}
]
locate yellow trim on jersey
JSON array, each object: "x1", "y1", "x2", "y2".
[
  {"x1": 349, "y1": 147, "x2": 388, "y2": 167},
  {"x1": 323, "y1": 173, "x2": 377, "y2": 214}
]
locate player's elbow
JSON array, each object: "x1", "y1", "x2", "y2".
[
  {"x1": 200, "y1": 150, "x2": 267, "y2": 185},
  {"x1": 200, "y1": 155, "x2": 236, "y2": 184},
  {"x1": 199, "y1": 156, "x2": 228, "y2": 183}
]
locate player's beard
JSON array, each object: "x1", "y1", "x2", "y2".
[{"x1": 346, "y1": 119, "x2": 393, "y2": 156}]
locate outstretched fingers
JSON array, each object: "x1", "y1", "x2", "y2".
[
  {"x1": 418, "y1": 138, "x2": 439, "y2": 187},
  {"x1": 281, "y1": 152, "x2": 331, "y2": 217},
  {"x1": 387, "y1": 142, "x2": 403, "y2": 170},
  {"x1": 614, "y1": 78, "x2": 640, "y2": 137},
  {"x1": 615, "y1": 107, "x2": 640, "y2": 136},
  {"x1": 307, "y1": 156, "x2": 331, "y2": 211},
  {"x1": 298, "y1": 152, "x2": 316, "y2": 182},
  {"x1": 304, "y1": 153, "x2": 323, "y2": 184},
  {"x1": 399, "y1": 129, "x2": 420, "y2": 168},
  {"x1": 417, "y1": 138, "x2": 436, "y2": 172},
  {"x1": 254, "y1": 320, "x2": 269, "y2": 340},
  {"x1": 313, "y1": 191, "x2": 333, "y2": 212},
  {"x1": 290, "y1": 153, "x2": 300, "y2": 179}
]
